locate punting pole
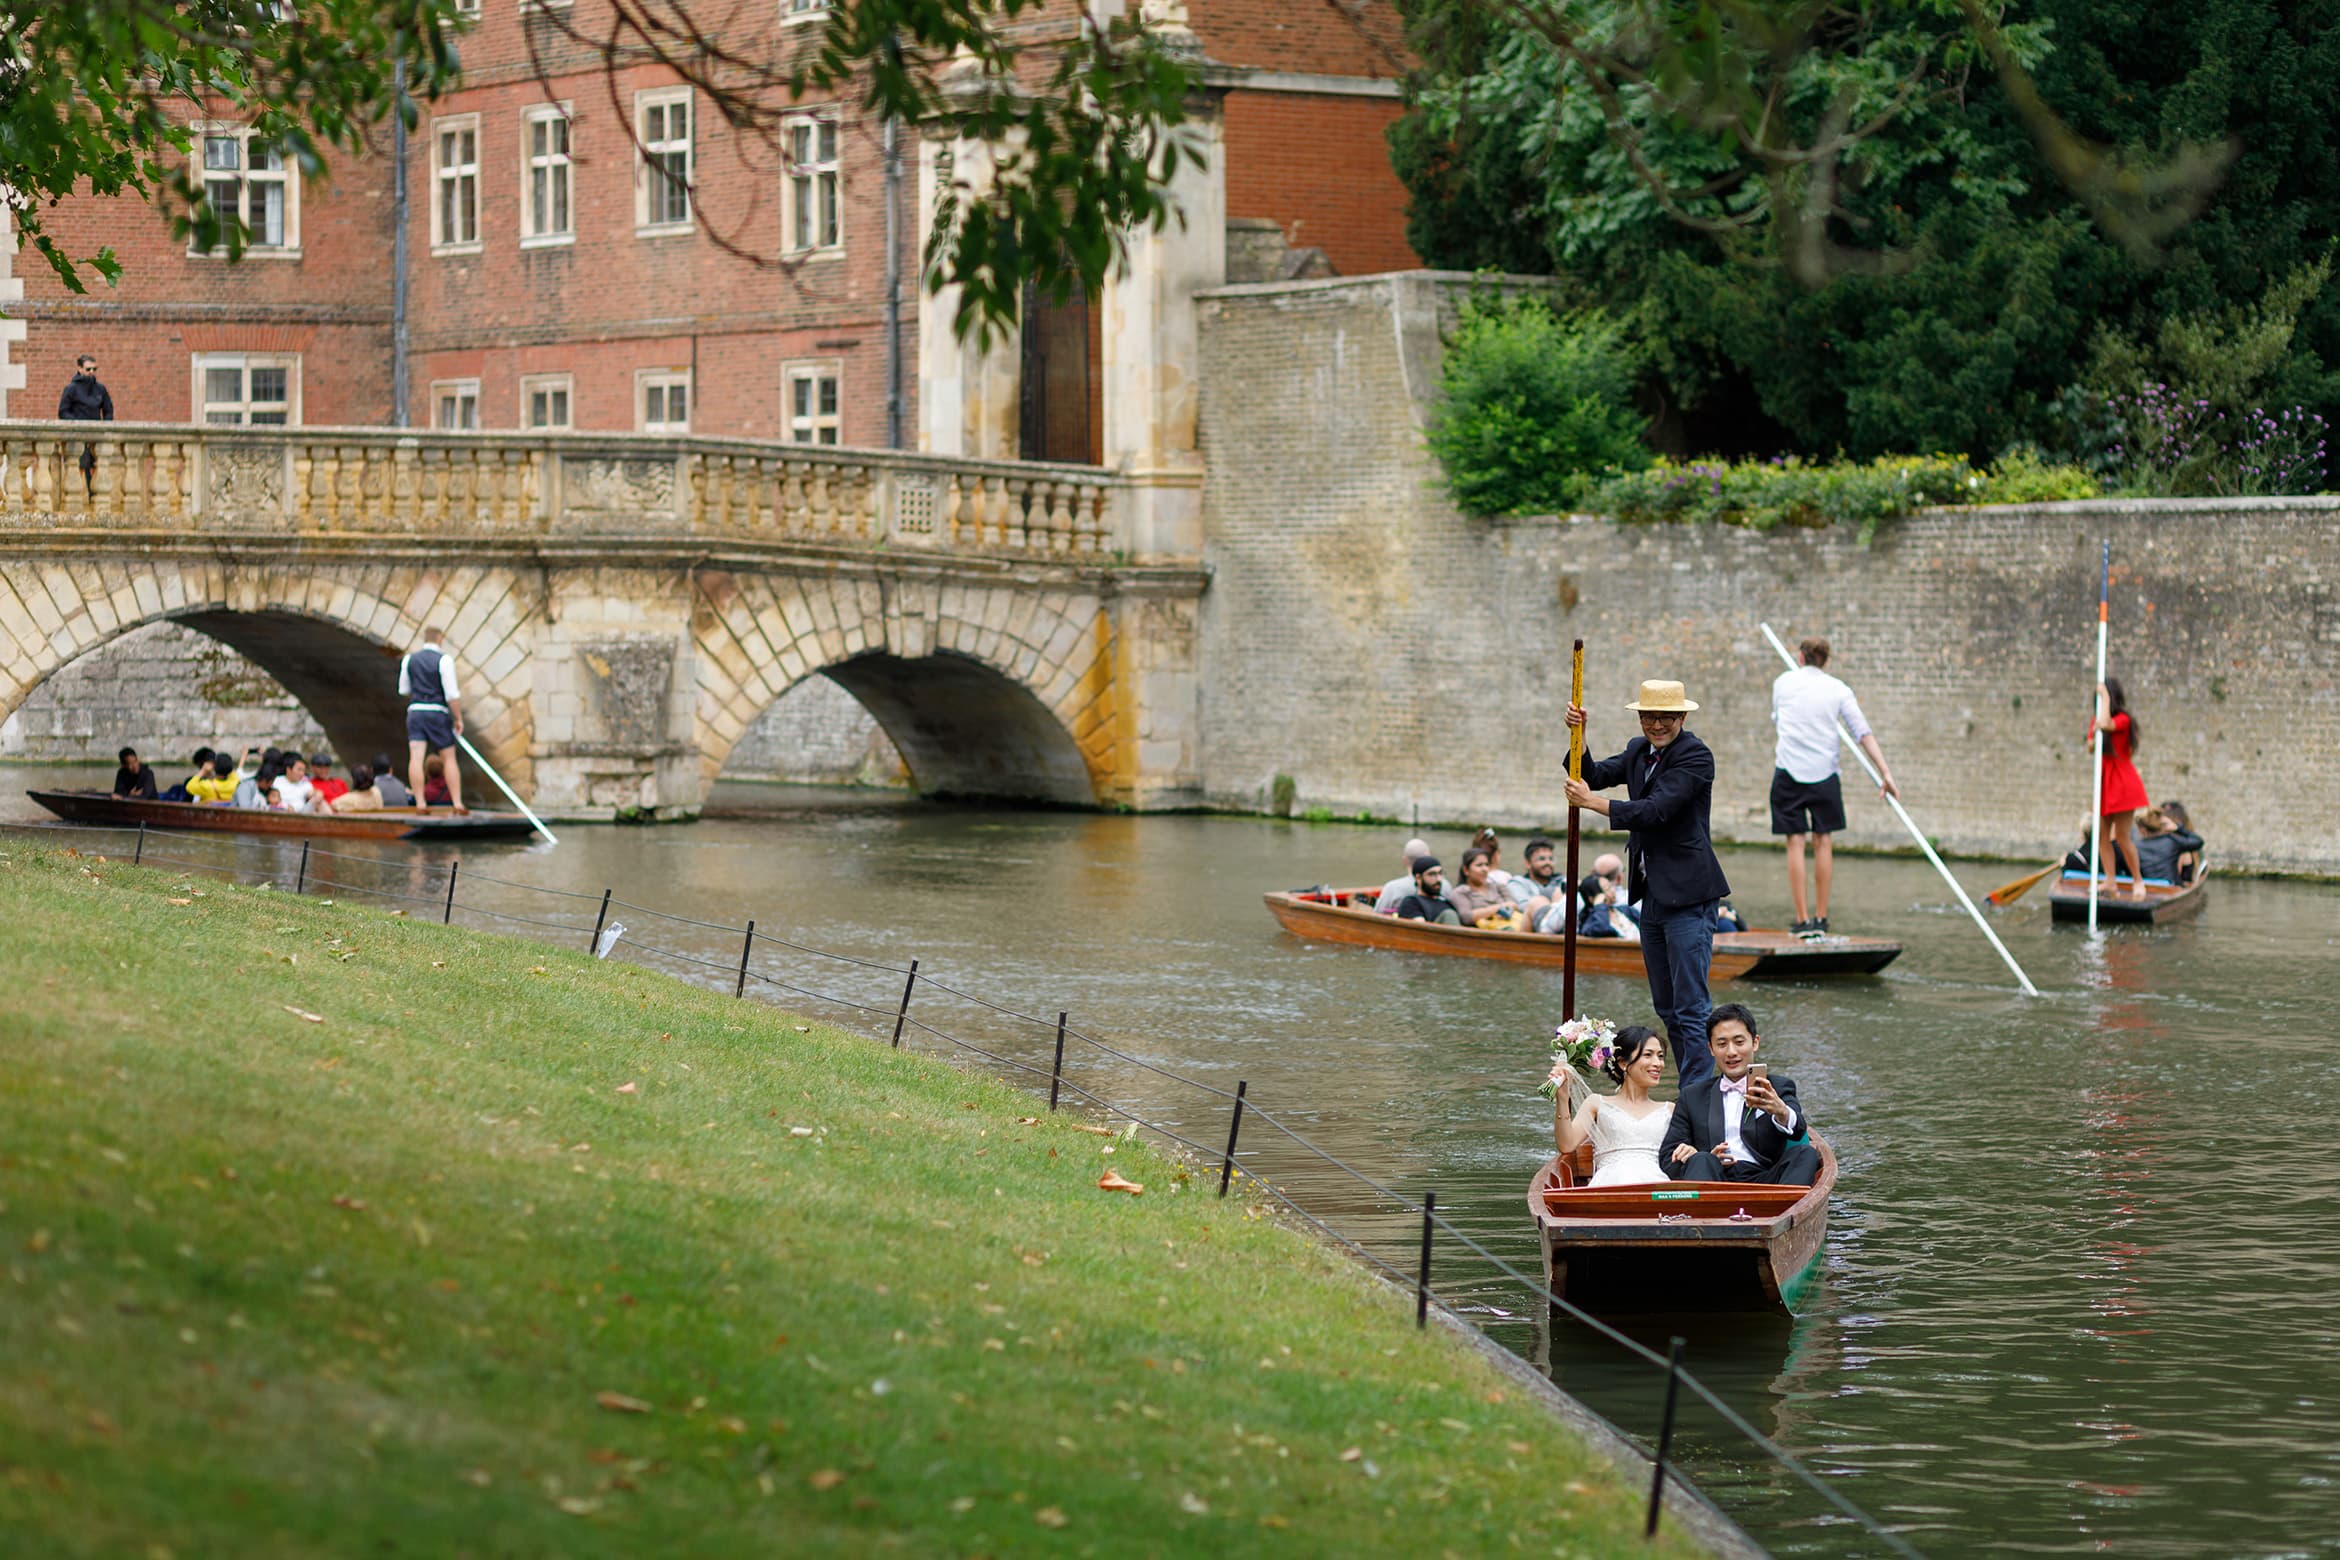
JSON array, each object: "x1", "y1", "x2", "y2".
[
  {"x1": 453, "y1": 732, "x2": 560, "y2": 845},
  {"x1": 2087, "y1": 542, "x2": 2109, "y2": 934},
  {"x1": 1759, "y1": 623, "x2": 2038, "y2": 997},
  {"x1": 1562, "y1": 638, "x2": 1585, "y2": 1022}
]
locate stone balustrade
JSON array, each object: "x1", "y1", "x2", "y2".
[{"x1": 0, "y1": 423, "x2": 1140, "y2": 559}]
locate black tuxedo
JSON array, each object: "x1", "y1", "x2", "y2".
[
  {"x1": 1580, "y1": 728, "x2": 1730, "y2": 911},
  {"x1": 1661, "y1": 1071, "x2": 1820, "y2": 1187}
]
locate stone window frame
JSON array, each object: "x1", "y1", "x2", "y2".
[
  {"x1": 634, "y1": 87, "x2": 695, "y2": 236},
  {"x1": 780, "y1": 0, "x2": 831, "y2": 27},
  {"x1": 192, "y1": 353, "x2": 301, "y2": 426},
  {"x1": 782, "y1": 359, "x2": 843, "y2": 445},
  {"x1": 636, "y1": 367, "x2": 691, "y2": 433},
  {"x1": 187, "y1": 122, "x2": 301, "y2": 260},
  {"x1": 521, "y1": 373, "x2": 574, "y2": 431},
  {"x1": 780, "y1": 110, "x2": 843, "y2": 258},
  {"x1": 432, "y1": 378, "x2": 482, "y2": 431},
  {"x1": 432, "y1": 112, "x2": 484, "y2": 255},
  {"x1": 520, "y1": 102, "x2": 575, "y2": 246}
]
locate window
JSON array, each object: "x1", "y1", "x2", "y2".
[
  {"x1": 637, "y1": 369, "x2": 690, "y2": 433},
  {"x1": 190, "y1": 127, "x2": 298, "y2": 255},
  {"x1": 782, "y1": 113, "x2": 841, "y2": 255},
  {"x1": 784, "y1": 363, "x2": 841, "y2": 444},
  {"x1": 521, "y1": 374, "x2": 574, "y2": 430},
  {"x1": 451, "y1": 0, "x2": 479, "y2": 13},
  {"x1": 781, "y1": 0, "x2": 831, "y2": 23},
  {"x1": 522, "y1": 106, "x2": 573, "y2": 244},
  {"x1": 433, "y1": 115, "x2": 481, "y2": 251},
  {"x1": 636, "y1": 90, "x2": 693, "y2": 232},
  {"x1": 193, "y1": 355, "x2": 298, "y2": 425},
  {"x1": 432, "y1": 379, "x2": 481, "y2": 430}
]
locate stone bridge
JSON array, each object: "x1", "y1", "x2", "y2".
[{"x1": 0, "y1": 425, "x2": 1206, "y2": 815}]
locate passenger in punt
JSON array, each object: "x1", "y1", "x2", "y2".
[
  {"x1": 112, "y1": 747, "x2": 159, "y2": 801},
  {"x1": 272, "y1": 756, "x2": 320, "y2": 813},
  {"x1": 1373, "y1": 837, "x2": 1434, "y2": 913},
  {"x1": 1575, "y1": 873, "x2": 1640, "y2": 942},
  {"x1": 2134, "y1": 802, "x2": 2203, "y2": 884},
  {"x1": 1392, "y1": 856, "x2": 1460, "y2": 925},
  {"x1": 162, "y1": 747, "x2": 212, "y2": 802},
  {"x1": 1468, "y1": 829, "x2": 1535, "y2": 907},
  {"x1": 1518, "y1": 836, "x2": 1569, "y2": 930},
  {"x1": 331, "y1": 763, "x2": 385, "y2": 813},
  {"x1": 1553, "y1": 1026, "x2": 1673, "y2": 1187},
  {"x1": 1661, "y1": 1003, "x2": 1820, "y2": 1187},
  {"x1": 371, "y1": 752, "x2": 415, "y2": 808},
  {"x1": 235, "y1": 757, "x2": 285, "y2": 809},
  {"x1": 309, "y1": 754, "x2": 349, "y2": 806},
  {"x1": 1447, "y1": 847, "x2": 1526, "y2": 930},
  {"x1": 191, "y1": 749, "x2": 246, "y2": 804},
  {"x1": 422, "y1": 753, "x2": 454, "y2": 807}
]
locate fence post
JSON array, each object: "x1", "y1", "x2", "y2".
[
  {"x1": 890, "y1": 958, "x2": 920, "y2": 1048},
  {"x1": 134, "y1": 821, "x2": 146, "y2": 865},
  {"x1": 443, "y1": 859, "x2": 459, "y2": 925},
  {"x1": 1646, "y1": 1336, "x2": 1686, "y2": 1537},
  {"x1": 588, "y1": 887, "x2": 611, "y2": 952},
  {"x1": 295, "y1": 840, "x2": 309, "y2": 895},
  {"x1": 1048, "y1": 1012, "x2": 1068, "y2": 1110},
  {"x1": 735, "y1": 919, "x2": 756, "y2": 998},
  {"x1": 1417, "y1": 1190, "x2": 1436, "y2": 1329},
  {"x1": 1218, "y1": 1080, "x2": 1248, "y2": 1196}
]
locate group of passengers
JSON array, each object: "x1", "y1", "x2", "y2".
[
  {"x1": 1369, "y1": 829, "x2": 1744, "y2": 940},
  {"x1": 118, "y1": 743, "x2": 451, "y2": 813},
  {"x1": 2062, "y1": 797, "x2": 2202, "y2": 886}
]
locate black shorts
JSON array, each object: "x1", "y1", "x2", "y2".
[
  {"x1": 1770, "y1": 768, "x2": 1846, "y2": 836},
  {"x1": 406, "y1": 707, "x2": 458, "y2": 752}
]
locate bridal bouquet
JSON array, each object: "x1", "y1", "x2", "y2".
[{"x1": 1539, "y1": 1015, "x2": 1620, "y2": 1100}]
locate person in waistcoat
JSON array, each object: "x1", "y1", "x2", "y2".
[
  {"x1": 1563, "y1": 679, "x2": 1730, "y2": 1088},
  {"x1": 399, "y1": 625, "x2": 468, "y2": 814}
]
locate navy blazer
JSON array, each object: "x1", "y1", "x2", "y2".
[
  {"x1": 1660, "y1": 1073, "x2": 1809, "y2": 1178},
  {"x1": 1580, "y1": 728, "x2": 1730, "y2": 910}
]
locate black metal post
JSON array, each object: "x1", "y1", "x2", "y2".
[
  {"x1": 1646, "y1": 1336, "x2": 1686, "y2": 1537},
  {"x1": 134, "y1": 821, "x2": 146, "y2": 865},
  {"x1": 890, "y1": 958, "x2": 919, "y2": 1048},
  {"x1": 443, "y1": 859, "x2": 458, "y2": 924},
  {"x1": 1048, "y1": 1012, "x2": 1068, "y2": 1110},
  {"x1": 1417, "y1": 1191, "x2": 1436, "y2": 1329},
  {"x1": 589, "y1": 887, "x2": 611, "y2": 953},
  {"x1": 735, "y1": 919, "x2": 756, "y2": 998},
  {"x1": 1217, "y1": 1080, "x2": 1248, "y2": 1195},
  {"x1": 295, "y1": 840, "x2": 309, "y2": 895}
]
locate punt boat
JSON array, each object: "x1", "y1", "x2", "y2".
[
  {"x1": 25, "y1": 789, "x2": 543, "y2": 842},
  {"x1": 2047, "y1": 864, "x2": 2209, "y2": 925},
  {"x1": 1528, "y1": 1137, "x2": 1836, "y2": 1315},
  {"x1": 1262, "y1": 888, "x2": 1900, "y2": 979}
]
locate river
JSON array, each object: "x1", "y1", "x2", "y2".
[{"x1": 9, "y1": 765, "x2": 2337, "y2": 1558}]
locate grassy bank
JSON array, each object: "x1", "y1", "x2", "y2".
[{"x1": 0, "y1": 845, "x2": 1700, "y2": 1557}]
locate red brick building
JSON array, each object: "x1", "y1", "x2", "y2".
[{"x1": 12, "y1": 0, "x2": 1418, "y2": 454}]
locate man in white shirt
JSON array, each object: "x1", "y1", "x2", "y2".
[
  {"x1": 1769, "y1": 637, "x2": 1897, "y2": 936},
  {"x1": 398, "y1": 625, "x2": 468, "y2": 814}
]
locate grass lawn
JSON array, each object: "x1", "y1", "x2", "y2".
[{"x1": 0, "y1": 844, "x2": 1705, "y2": 1558}]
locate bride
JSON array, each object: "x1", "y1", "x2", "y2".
[{"x1": 1553, "y1": 1025, "x2": 1672, "y2": 1187}]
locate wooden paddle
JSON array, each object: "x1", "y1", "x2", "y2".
[
  {"x1": 1986, "y1": 861, "x2": 2061, "y2": 907},
  {"x1": 1562, "y1": 638, "x2": 1584, "y2": 1022}
]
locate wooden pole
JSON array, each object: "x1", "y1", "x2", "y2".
[
  {"x1": 2087, "y1": 542, "x2": 2110, "y2": 934},
  {"x1": 1562, "y1": 639, "x2": 1584, "y2": 1022}
]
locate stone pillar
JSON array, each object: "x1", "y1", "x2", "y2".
[
  {"x1": 915, "y1": 133, "x2": 1021, "y2": 459},
  {"x1": 1101, "y1": 0, "x2": 1223, "y2": 563}
]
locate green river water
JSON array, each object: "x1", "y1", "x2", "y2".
[{"x1": 10, "y1": 766, "x2": 2337, "y2": 1558}]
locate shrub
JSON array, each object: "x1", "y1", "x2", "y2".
[
  {"x1": 1426, "y1": 294, "x2": 1650, "y2": 518},
  {"x1": 1587, "y1": 452, "x2": 2101, "y2": 540},
  {"x1": 1980, "y1": 448, "x2": 2103, "y2": 504},
  {"x1": 2096, "y1": 385, "x2": 2328, "y2": 496}
]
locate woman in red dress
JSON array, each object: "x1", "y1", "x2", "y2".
[{"x1": 2090, "y1": 678, "x2": 2149, "y2": 897}]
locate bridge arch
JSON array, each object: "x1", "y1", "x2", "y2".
[
  {"x1": 0, "y1": 557, "x2": 539, "y2": 786},
  {"x1": 689, "y1": 568, "x2": 1126, "y2": 805}
]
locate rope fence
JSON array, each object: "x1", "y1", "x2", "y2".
[{"x1": 2, "y1": 815, "x2": 1921, "y2": 1558}]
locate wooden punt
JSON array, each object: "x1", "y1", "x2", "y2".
[
  {"x1": 25, "y1": 789, "x2": 543, "y2": 843},
  {"x1": 2047, "y1": 864, "x2": 2209, "y2": 925},
  {"x1": 1529, "y1": 1136, "x2": 1836, "y2": 1316},
  {"x1": 1263, "y1": 888, "x2": 1900, "y2": 979}
]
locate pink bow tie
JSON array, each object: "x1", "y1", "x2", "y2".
[{"x1": 1719, "y1": 1077, "x2": 1748, "y2": 1096}]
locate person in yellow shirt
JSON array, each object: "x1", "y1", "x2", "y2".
[{"x1": 186, "y1": 748, "x2": 244, "y2": 804}]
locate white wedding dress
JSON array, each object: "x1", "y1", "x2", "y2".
[{"x1": 1585, "y1": 1098, "x2": 1673, "y2": 1187}]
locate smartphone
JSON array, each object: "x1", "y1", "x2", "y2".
[{"x1": 1748, "y1": 1062, "x2": 1768, "y2": 1082}]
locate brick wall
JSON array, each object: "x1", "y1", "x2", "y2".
[
  {"x1": 1194, "y1": 272, "x2": 2340, "y2": 875},
  {"x1": 1223, "y1": 92, "x2": 1419, "y2": 278}
]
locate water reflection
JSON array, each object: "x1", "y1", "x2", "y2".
[{"x1": 9, "y1": 769, "x2": 2340, "y2": 1557}]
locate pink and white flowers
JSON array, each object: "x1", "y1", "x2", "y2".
[{"x1": 1540, "y1": 1015, "x2": 1620, "y2": 1100}]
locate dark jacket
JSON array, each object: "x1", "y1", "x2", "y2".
[
  {"x1": 1661, "y1": 1072, "x2": 1809, "y2": 1179},
  {"x1": 2136, "y1": 828, "x2": 2203, "y2": 883},
  {"x1": 58, "y1": 373, "x2": 114, "y2": 422},
  {"x1": 1580, "y1": 728, "x2": 1730, "y2": 911}
]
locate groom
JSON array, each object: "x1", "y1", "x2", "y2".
[{"x1": 1660, "y1": 1002, "x2": 1821, "y2": 1187}]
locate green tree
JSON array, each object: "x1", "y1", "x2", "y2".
[{"x1": 1426, "y1": 293, "x2": 1650, "y2": 516}]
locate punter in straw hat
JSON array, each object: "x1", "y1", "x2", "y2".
[{"x1": 1564, "y1": 679, "x2": 1732, "y2": 1089}]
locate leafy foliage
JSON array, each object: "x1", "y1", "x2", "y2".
[
  {"x1": 1426, "y1": 293, "x2": 1651, "y2": 517},
  {"x1": 1587, "y1": 452, "x2": 2099, "y2": 540}
]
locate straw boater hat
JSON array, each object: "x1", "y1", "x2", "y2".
[{"x1": 1624, "y1": 679, "x2": 1699, "y2": 713}]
